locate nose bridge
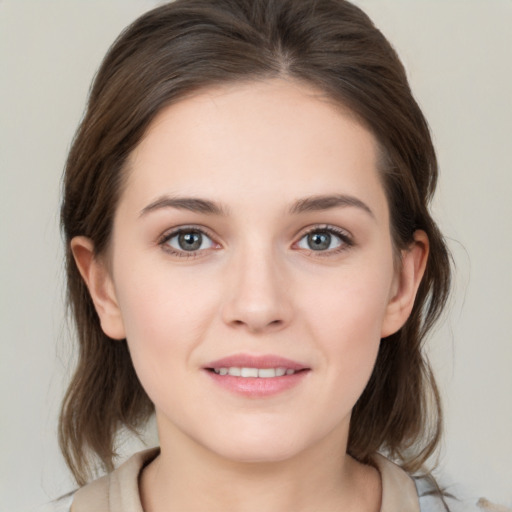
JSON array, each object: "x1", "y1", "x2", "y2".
[{"x1": 222, "y1": 236, "x2": 292, "y2": 332}]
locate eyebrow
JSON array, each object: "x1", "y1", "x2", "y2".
[
  {"x1": 289, "y1": 194, "x2": 375, "y2": 218},
  {"x1": 139, "y1": 193, "x2": 374, "y2": 219},
  {"x1": 140, "y1": 196, "x2": 228, "y2": 217}
]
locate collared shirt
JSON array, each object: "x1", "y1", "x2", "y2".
[{"x1": 44, "y1": 448, "x2": 480, "y2": 512}]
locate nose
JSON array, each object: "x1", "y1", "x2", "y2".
[{"x1": 221, "y1": 244, "x2": 293, "y2": 334}]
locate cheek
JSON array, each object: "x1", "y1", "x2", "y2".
[
  {"x1": 304, "y1": 259, "x2": 394, "y2": 342},
  {"x1": 115, "y1": 257, "x2": 217, "y2": 336},
  {"x1": 300, "y1": 259, "x2": 394, "y2": 400},
  {"x1": 111, "y1": 261, "x2": 221, "y2": 394}
]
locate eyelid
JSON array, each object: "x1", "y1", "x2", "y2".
[
  {"x1": 158, "y1": 224, "x2": 221, "y2": 257},
  {"x1": 156, "y1": 223, "x2": 353, "y2": 258},
  {"x1": 293, "y1": 224, "x2": 354, "y2": 254}
]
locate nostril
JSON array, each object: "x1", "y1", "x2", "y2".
[{"x1": 228, "y1": 317, "x2": 285, "y2": 332}]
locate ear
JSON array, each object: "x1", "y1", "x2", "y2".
[
  {"x1": 71, "y1": 236, "x2": 126, "y2": 340},
  {"x1": 381, "y1": 230, "x2": 429, "y2": 338}
]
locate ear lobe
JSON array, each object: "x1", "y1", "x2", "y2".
[
  {"x1": 71, "y1": 236, "x2": 126, "y2": 340},
  {"x1": 381, "y1": 230, "x2": 429, "y2": 338}
]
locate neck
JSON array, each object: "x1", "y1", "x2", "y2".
[{"x1": 140, "y1": 418, "x2": 381, "y2": 512}]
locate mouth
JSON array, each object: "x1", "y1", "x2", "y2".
[
  {"x1": 203, "y1": 354, "x2": 310, "y2": 397},
  {"x1": 208, "y1": 367, "x2": 302, "y2": 378}
]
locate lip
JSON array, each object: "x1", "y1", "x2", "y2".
[
  {"x1": 205, "y1": 354, "x2": 308, "y2": 371},
  {"x1": 203, "y1": 353, "x2": 310, "y2": 398}
]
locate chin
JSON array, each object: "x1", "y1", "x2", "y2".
[
  {"x1": 196, "y1": 419, "x2": 326, "y2": 465},
  {"x1": 210, "y1": 438, "x2": 304, "y2": 465}
]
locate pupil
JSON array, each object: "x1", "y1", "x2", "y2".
[
  {"x1": 179, "y1": 232, "x2": 202, "y2": 251},
  {"x1": 308, "y1": 232, "x2": 331, "y2": 250}
]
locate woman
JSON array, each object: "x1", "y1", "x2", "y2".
[{"x1": 55, "y1": 0, "x2": 456, "y2": 510}]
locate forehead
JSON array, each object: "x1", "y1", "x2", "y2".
[{"x1": 123, "y1": 79, "x2": 388, "y2": 221}]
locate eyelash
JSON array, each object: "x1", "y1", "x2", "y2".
[
  {"x1": 295, "y1": 225, "x2": 354, "y2": 256},
  {"x1": 158, "y1": 226, "x2": 219, "y2": 259},
  {"x1": 158, "y1": 224, "x2": 354, "y2": 258}
]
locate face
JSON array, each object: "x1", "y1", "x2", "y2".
[{"x1": 76, "y1": 79, "x2": 424, "y2": 464}]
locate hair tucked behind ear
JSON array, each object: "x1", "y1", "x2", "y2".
[{"x1": 60, "y1": 0, "x2": 451, "y2": 485}]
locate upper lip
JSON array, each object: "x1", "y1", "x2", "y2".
[{"x1": 205, "y1": 354, "x2": 308, "y2": 371}]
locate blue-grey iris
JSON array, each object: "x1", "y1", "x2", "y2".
[
  {"x1": 308, "y1": 232, "x2": 331, "y2": 250},
  {"x1": 179, "y1": 231, "x2": 203, "y2": 251}
]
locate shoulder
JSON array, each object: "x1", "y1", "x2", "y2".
[
  {"x1": 67, "y1": 447, "x2": 159, "y2": 511},
  {"x1": 36, "y1": 493, "x2": 75, "y2": 512},
  {"x1": 373, "y1": 453, "x2": 483, "y2": 512},
  {"x1": 39, "y1": 448, "x2": 158, "y2": 512},
  {"x1": 415, "y1": 476, "x2": 483, "y2": 512}
]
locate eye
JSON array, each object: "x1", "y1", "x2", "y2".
[
  {"x1": 161, "y1": 228, "x2": 217, "y2": 255},
  {"x1": 296, "y1": 227, "x2": 352, "y2": 252}
]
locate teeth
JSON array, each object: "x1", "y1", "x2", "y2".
[
  {"x1": 240, "y1": 367, "x2": 258, "y2": 378},
  {"x1": 259, "y1": 368, "x2": 278, "y2": 378},
  {"x1": 213, "y1": 367, "x2": 296, "y2": 378},
  {"x1": 228, "y1": 367, "x2": 241, "y2": 377}
]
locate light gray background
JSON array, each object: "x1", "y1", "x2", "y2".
[{"x1": 1, "y1": 1, "x2": 511, "y2": 510}]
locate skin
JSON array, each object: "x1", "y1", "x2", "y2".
[{"x1": 72, "y1": 79, "x2": 428, "y2": 512}]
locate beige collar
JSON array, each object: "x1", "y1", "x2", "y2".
[
  {"x1": 72, "y1": 448, "x2": 420, "y2": 512},
  {"x1": 373, "y1": 453, "x2": 421, "y2": 512}
]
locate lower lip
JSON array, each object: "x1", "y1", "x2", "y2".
[{"x1": 205, "y1": 370, "x2": 309, "y2": 398}]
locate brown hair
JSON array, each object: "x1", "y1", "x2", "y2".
[{"x1": 60, "y1": 0, "x2": 451, "y2": 486}]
